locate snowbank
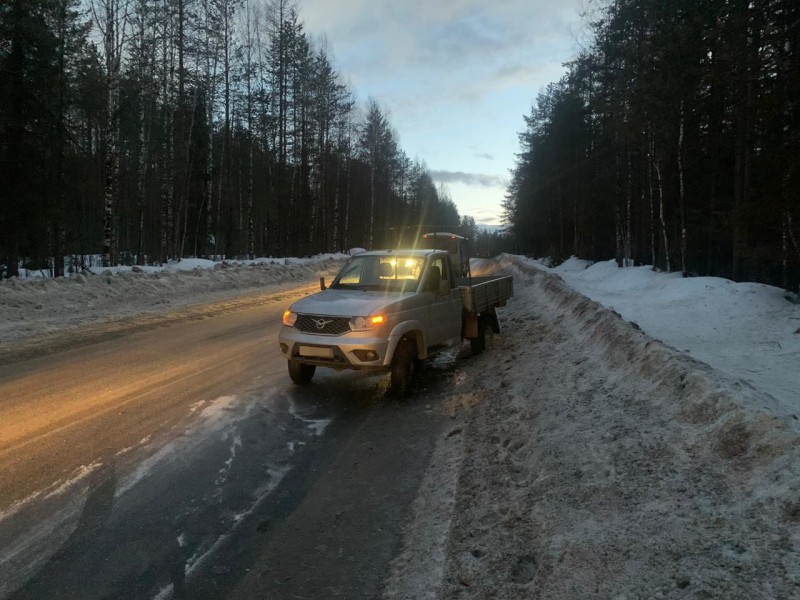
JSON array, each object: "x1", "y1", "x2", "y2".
[
  {"x1": 518, "y1": 256, "x2": 800, "y2": 420},
  {"x1": 413, "y1": 258, "x2": 800, "y2": 599},
  {"x1": 0, "y1": 255, "x2": 346, "y2": 346}
]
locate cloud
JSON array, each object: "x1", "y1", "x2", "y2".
[
  {"x1": 430, "y1": 170, "x2": 509, "y2": 188},
  {"x1": 301, "y1": 0, "x2": 580, "y2": 80},
  {"x1": 469, "y1": 207, "x2": 506, "y2": 227},
  {"x1": 475, "y1": 152, "x2": 494, "y2": 160}
]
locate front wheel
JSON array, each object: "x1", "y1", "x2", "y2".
[
  {"x1": 389, "y1": 340, "x2": 416, "y2": 398},
  {"x1": 288, "y1": 360, "x2": 316, "y2": 384}
]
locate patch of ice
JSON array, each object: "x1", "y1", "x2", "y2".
[
  {"x1": 188, "y1": 400, "x2": 205, "y2": 414},
  {"x1": 286, "y1": 396, "x2": 333, "y2": 437},
  {"x1": 116, "y1": 396, "x2": 241, "y2": 499},
  {"x1": 44, "y1": 461, "x2": 103, "y2": 500},
  {"x1": 0, "y1": 461, "x2": 102, "y2": 523},
  {"x1": 181, "y1": 463, "x2": 292, "y2": 582}
]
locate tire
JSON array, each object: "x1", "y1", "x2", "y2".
[
  {"x1": 413, "y1": 357, "x2": 427, "y2": 374},
  {"x1": 488, "y1": 308, "x2": 500, "y2": 334},
  {"x1": 288, "y1": 360, "x2": 315, "y2": 384},
  {"x1": 389, "y1": 340, "x2": 416, "y2": 398},
  {"x1": 470, "y1": 315, "x2": 487, "y2": 355}
]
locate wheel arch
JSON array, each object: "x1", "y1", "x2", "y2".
[{"x1": 385, "y1": 321, "x2": 426, "y2": 365}]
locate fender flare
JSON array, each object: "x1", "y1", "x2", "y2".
[{"x1": 385, "y1": 321, "x2": 427, "y2": 366}]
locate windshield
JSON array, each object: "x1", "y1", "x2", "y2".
[{"x1": 332, "y1": 255, "x2": 422, "y2": 292}]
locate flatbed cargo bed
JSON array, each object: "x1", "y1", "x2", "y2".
[{"x1": 456, "y1": 275, "x2": 514, "y2": 314}]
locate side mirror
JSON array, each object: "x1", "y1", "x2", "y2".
[{"x1": 320, "y1": 277, "x2": 327, "y2": 291}]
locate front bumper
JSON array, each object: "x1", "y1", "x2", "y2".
[{"x1": 279, "y1": 326, "x2": 392, "y2": 370}]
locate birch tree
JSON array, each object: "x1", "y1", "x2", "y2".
[{"x1": 92, "y1": 0, "x2": 130, "y2": 267}]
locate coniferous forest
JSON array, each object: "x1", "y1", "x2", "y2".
[
  {"x1": 0, "y1": 0, "x2": 463, "y2": 277},
  {"x1": 504, "y1": 0, "x2": 800, "y2": 292}
]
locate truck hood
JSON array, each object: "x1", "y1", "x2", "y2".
[{"x1": 290, "y1": 289, "x2": 412, "y2": 317}]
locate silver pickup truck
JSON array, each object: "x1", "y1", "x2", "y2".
[{"x1": 278, "y1": 249, "x2": 513, "y2": 396}]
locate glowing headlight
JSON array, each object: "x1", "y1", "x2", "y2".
[
  {"x1": 349, "y1": 314, "x2": 385, "y2": 331},
  {"x1": 283, "y1": 310, "x2": 298, "y2": 326}
]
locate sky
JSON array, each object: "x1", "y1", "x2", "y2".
[{"x1": 298, "y1": 0, "x2": 589, "y2": 227}]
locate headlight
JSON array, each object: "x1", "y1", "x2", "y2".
[
  {"x1": 283, "y1": 310, "x2": 298, "y2": 326},
  {"x1": 349, "y1": 314, "x2": 385, "y2": 332}
]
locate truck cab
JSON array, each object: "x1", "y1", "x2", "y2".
[
  {"x1": 279, "y1": 250, "x2": 463, "y2": 394},
  {"x1": 419, "y1": 232, "x2": 471, "y2": 278},
  {"x1": 279, "y1": 248, "x2": 512, "y2": 396}
]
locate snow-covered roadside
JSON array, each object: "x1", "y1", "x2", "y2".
[
  {"x1": 0, "y1": 255, "x2": 346, "y2": 347},
  {"x1": 387, "y1": 258, "x2": 800, "y2": 599},
  {"x1": 526, "y1": 255, "x2": 800, "y2": 420}
]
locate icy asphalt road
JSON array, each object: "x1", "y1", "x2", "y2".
[{"x1": 0, "y1": 282, "x2": 455, "y2": 599}]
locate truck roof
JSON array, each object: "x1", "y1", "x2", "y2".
[
  {"x1": 421, "y1": 232, "x2": 466, "y2": 240},
  {"x1": 351, "y1": 249, "x2": 445, "y2": 258}
]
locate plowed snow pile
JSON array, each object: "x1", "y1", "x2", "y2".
[
  {"x1": 543, "y1": 256, "x2": 800, "y2": 418},
  {"x1": 387, "y1": 257, "x2": 800, "y2": 599},
  {"x1": 0, "y1": 256, "x2": 344, "y2": 355}
]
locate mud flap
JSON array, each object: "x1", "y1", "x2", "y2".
[{"x1": 464, "y1": 313, "x2": 479, "y2": 339}]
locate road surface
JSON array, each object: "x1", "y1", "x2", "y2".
[{"x1": 0, "y1": 281, "x2": 457, "y2": 599}]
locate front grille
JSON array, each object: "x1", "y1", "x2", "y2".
[{"x1": 295, "y1": 314, "x2": 351, "y2": 336}]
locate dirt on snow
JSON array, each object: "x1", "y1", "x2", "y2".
[{"x1": 386, "y1": 257, "x2": 800, "y2": 599}]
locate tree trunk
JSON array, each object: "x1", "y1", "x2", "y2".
[
  {"x1": 654, "y1": 151, "x2": 671, "y2": 273},
  {"x1": 648, "y1": 145, "x2": 655, "y2": 269},
  {"x1": 677, "y1": 101, "x2": 687, "y2": 276}
]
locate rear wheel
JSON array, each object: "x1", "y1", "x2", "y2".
[
  {"x1": 389, "y1": 340, "x2": 416, "y2": 398},
  {"x1": 288, "y1": 360, "x2": 316, "y2": 384}
]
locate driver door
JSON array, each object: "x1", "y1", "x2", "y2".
[{"x1": 424, "y1": 256, "x2": 462, "y2": 346}]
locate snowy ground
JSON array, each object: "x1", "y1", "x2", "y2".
[
  {"x1": 385, "y1": 255, "x2": 800, "y2": 599},
  {"x1": 3, "y1": 253, "x2": 800, "y2": 598},
  {"x1": 0, "y1": 255, "x2": 346, "y2": 353},
  {"x1": 542, "y1": 256, "x2": 800, "y2": 420}
]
